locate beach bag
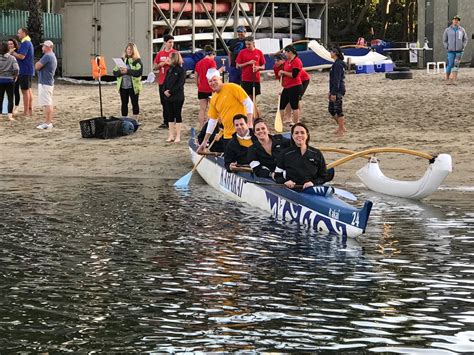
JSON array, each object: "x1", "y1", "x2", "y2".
[{"x1": 122, "y1": 117, "x2": 140, "y2": 132}]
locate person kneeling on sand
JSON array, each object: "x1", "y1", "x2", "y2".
[{"x1": 35, "y1": 40, "x2": 57, "y2": 129}]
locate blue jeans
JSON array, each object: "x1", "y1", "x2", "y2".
[{"x1": 446, "y1": 51, "x2": 463, "y2": 74}]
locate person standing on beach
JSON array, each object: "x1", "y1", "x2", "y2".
[
  {"x1": 235, "y1": 36, "x2": 266, "y2": 118},
  {"x1": 162, "y1": 52, "x2": 186, "y2": 143},
  {"x1": 227, "y1": 26, "x2": 247, "y2": 84},
  {"x1": 443, "y1": 15, "x2": 468, "y2": 85},
  {"x1": 113, "y1": 43, "x2": 143, "y2": 120},
  {"x1": 328, "y1": 47, "x2": 347, "y2": 136},
  {"x1": 197, "y1": 68, "x2": 254, "y2": 153},
  {"x1": 278, "y1": 45, "x2": 303, "y2": 128},
  {"x1": 10, "y1": 28, "x2": 34, "y2": 116},
  {"x1": 7, "y1": 38, "x2": 20, "y2": 115},
  {"x1": 194, "y1": 45, "x2": 217, "y2": 129},
  {"x1": 0, "y1": 41, "x2": 19, "y2": 121},
  {"x1": 35, "y1": 40, "x2": 57, "y2": 129},
  {"x1": 153, "y1": 34, "x2": 177, "y2": 129}
]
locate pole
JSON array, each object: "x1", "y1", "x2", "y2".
[{"x1": 97, "y1": 56, "x2": 103, "y2": 117}]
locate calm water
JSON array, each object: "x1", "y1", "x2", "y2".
[{"x1": 0, "y1": 177, "x2": 473, "y2": 352}]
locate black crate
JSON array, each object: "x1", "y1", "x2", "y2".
[
  {"x1": 79, "y1": 117, "x2": 106, "y2": 138},
  {"x1": 102, "y1": 118, "x2": 124, "y2": 139}
]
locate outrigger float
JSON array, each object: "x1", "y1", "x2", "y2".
[
  {"x1": 184, "y1": 137, "x2": 373, "y2": 238},
  {"x1": 322, "y1": 148, "x2": 453, "y2": 200}
]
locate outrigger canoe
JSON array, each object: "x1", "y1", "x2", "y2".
[{"x1": 186, "y1": 137, "x2": 373, "y2": 238}]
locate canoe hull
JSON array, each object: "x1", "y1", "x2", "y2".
[{"x1": 189, "y1": 140, "x2": 372, "y2": 238}]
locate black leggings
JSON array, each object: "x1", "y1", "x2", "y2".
[
  {"x1": 119, "y1": 88, "x2": 139, "y2": 117},
  {"x1": 14, "y1": 80, "x2": 20, "y2": 106},
  {"x1": 159, "y1": 84, "x2": 169, "y2": 126},
  {"x1": 165, "y1": 99, "x2": 184, "y2": 123},
  {"x1": 0, "y1": 81, "x2": 15, "y2": 113}
]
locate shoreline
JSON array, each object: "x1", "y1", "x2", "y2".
[{"x1": 1, "y1": 68, "x2": 473, "y2": 189}]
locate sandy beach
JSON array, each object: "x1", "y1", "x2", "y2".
[{"x1": 1, "y1": 68, "x2": 473, "y2": 189}]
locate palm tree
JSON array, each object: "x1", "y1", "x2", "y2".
[{"x1": 26, "y1": 0, "x2": 43, "y2": 49}]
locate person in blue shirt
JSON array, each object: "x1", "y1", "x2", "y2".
[
  {"x1": 35, "y1": 40, "x2": 57, "y2": 129},
  {"x1": 10, "y1": 27, "x2": 34, "y2": 116},
  {"x1": 443, "y1": 15, "x2": 468, "y2": 85},
  {"x1": 227, "y1": 26, "x2": 247, "y2": 84},
  {"x1": 328, "y1": 47, "x2": 347, "y2": 136}
]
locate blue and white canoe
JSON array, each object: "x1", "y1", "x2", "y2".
[{"x1": 188, "y1": 138, "x2": 373, "y2": 238}]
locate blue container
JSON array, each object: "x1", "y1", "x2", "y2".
[
  {"x1": 356, "y1": 63, "x2": 375, "y2": 74},
  {"x1": 375, "y1": 61, "x2": 394, "y2": 73}
]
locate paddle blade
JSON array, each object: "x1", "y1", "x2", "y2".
[
  {"x1": 274, "y1": 110, "x2": 283, "y2": 132},
  {"x1": 174, "y1": 171, "x2": 193, "y2": 187},
  {"x1": 334, "y1": 187, "x2": 357, "y2": 201}
]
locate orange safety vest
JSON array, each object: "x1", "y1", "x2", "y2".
[{"x1": 91, "y1": 56, "x2": 107, "y2": 79}]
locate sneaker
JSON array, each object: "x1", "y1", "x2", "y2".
[
  {"x1": 36, "y1": 123, "x2": 53, "y2": 129},
  {"x1": 158, "y1": 123, "x2": 168, "y2": 129}
]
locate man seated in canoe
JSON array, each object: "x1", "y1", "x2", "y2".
[
  {"x1": 247, "y1": 118, "x2": 290, "y2": 178},
  {"x1": 197, "y1": 68, "x2": 254, "y2": 153},
  {"x1": 274, "y1": 122, "x2": 333, "y2": 190},
  {"x1": 197, "y1": 120, "x2": 224, "y2": 152},
  {"x1": 224, "y1": 114, "x2": 253, "y2": 172}
]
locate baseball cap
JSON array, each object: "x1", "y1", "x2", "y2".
[
  {"x1": 206, "y1": 68, "x2": 220, "y2": 81},
  {"x1": 41, "y1": 40, "x2": 54, "y2": 48},
  {"x1": 236, "y1": 26, "x2": 246, "y2": 33},
  {"x1": 453, "y1": 15, "x2": 461, "y2": 20}
]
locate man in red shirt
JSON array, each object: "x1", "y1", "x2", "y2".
[
  {"x1": 236, "y1": 36, "x2": 265, "y2": 118},
  {"x1": 194, "y1": 45, "x2": 217, "y2": 129},
  {"x1": 153, "y1": 34, "x2": 177, "y2": 129}
]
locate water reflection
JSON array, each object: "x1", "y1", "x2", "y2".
[{"x1": 0, "y1": 177, "x2": 473, "y2": 352}]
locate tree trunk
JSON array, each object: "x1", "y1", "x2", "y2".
[{"x1": 27, "y1": 0, "x2": 43, "y2": 51}]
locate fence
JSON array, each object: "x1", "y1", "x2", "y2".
[{"x1": 0, "y1": 10, "x2": 62, "y2": 58}]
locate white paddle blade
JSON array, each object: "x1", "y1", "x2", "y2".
[
  {"x1": 334, "y1": 187, "x2": 357, "y2": 201},
  {"x1": 174, "y1": 171, "x2": 193, "y2": 187},
  {"x1": 274, "y1": 110, "x2": 283, "y2": 132}
]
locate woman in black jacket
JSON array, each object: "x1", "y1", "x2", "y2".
[
  {"x1": 328, "y1": 46, "x2": 347, "y2": 136},
  {"x1": 162, "y1": 52, "x2": 186, "y2": 143},
  {"x1": 274, "y1": 122, "x2": 330, "y2": 190},
  {"x1": 247, "y1": 119, "x2": 290, "y2": 178}
]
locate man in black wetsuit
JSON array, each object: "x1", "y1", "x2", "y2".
[{"x1": 224, "y1": 114, "x2": 253, "y2": 172}]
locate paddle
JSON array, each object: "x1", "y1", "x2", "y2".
[
  {"x1": 174, "y1": 130, "x2": 223, "y2": 187},
  {"x1": 252, "y1": 65, "x2": 259, "y2": 120},
  {"x1": 244, "y1": 180, "x2": 357, "y2": 201},
  {"x1": 274, "y1": 76, "x2": 283, "y2": 132}
]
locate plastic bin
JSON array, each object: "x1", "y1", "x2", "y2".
[
  {"x1": 79, "y1": 117, "x2": 123, "y2": 139},
  {"x1": 356, "y1": 63, "x2": 375, "y2": 74},
  {"x1": 375, "y1": 61, "x2": 394, "y2": 73}
]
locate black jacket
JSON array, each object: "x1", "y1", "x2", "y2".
[
  {"x1": 247, "y1": 134, "x2": 291, "y2": 178},
  {"x1": 162, "y1": 64, "x2": 186, "y2": 102},
  {"x1": 329, "y1": 58, "x2": 346, "y2": 96},
  {"x1": 275, "y1": 145, "x2": 329, "y2": 186},
  {"x1": 224, "y1": 130, "x2": 253, "y2": 172}
]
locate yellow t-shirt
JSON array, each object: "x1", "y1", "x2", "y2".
[{"x1": 208, "y1": 83, "x2": 248, "y2": 139}]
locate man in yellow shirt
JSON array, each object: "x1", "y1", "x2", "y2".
[{"x1": 197, "y1": 68, "x2": 254, "y2": 153}]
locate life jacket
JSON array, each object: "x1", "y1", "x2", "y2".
[{"x1": 91, "y1": 56, "x2": 107, "y2": 79}]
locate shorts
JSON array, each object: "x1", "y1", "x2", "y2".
[
  {"x1": 328, "y1": 94, "x2": 344, "y2": 117},
  {"x1": 18, "y1": 75, "x2": 32, "y2": 90},
  {"x1": 280, "y1": 85, "x2": 302, "y2": 110},
  {"x1": 241, "y1": 81, "x2": 261, "y2": 97},
  {"x1": 38, "y1": 84, "x2": 54, "y2": 106},
  {"x1": 301, "y1": 79, "x2": 310, "y2": 97},
  {"x1": 198, "y1": 91, "x2": 212, "y2": 100}
]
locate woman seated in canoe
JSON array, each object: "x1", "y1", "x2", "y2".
[
  {"x1": 247, "y1": 118, "x2": 290, "y2": 178},
  {"x1": 274, "y1": 122, "x2": 333, "y2": 190}
]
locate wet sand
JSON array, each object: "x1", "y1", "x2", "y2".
[{"x1": 1, "y1": 68, "x2": 473, "y2": 189}]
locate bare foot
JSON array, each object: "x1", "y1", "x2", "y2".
[
  {"x1": 166, "y1": 137, "x2": 174, "y2": 142},
  {"x1": 174, "y1": 138, "x2": 181, "y2": 143}
]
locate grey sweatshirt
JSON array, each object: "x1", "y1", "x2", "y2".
[
  {"x1": 443, "y1": 25, "x2": 468, "y2": 52},
  {"x1": 0, "y1": 53, "x2": 19, "y2": 80}
]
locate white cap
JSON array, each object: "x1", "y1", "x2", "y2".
[
  {"x1": 206, "y1": 68, "x2": 220, "y2": 81},
  {"x1": 41, "y1": 40, "x2": 54, "y2": 48}
]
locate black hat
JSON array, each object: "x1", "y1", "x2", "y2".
[
  {"x1": 274, "y1": 53, "x2": 285, "y2": 61},
  {"x1": 163, "y1": 34, "x2": 174, "y2": 42}
]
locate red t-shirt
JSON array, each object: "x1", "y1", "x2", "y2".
[
  {"x1": 195, "y1": 57, "x2": 217, "y2": 93},
  {"x1": 153, "y1": 48, "x2": 177, "y2": 85},
  {"x1": 282, "y1": 57, "x2": 303, "y2": 88},
  {"x1": 273, "y1": 63, "x2": 283, "y2": 80},
  {"x1": 235, "y1": 48, "x2": 266, "y2": 82},
  {"x1": 300, "y1": 68, "x2": 310, "y2": 82}
]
